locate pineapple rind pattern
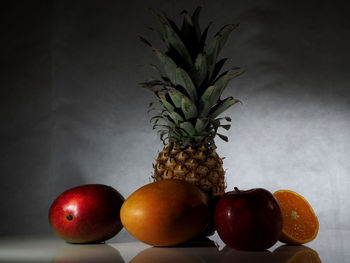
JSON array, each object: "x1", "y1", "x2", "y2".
[{"x1": 154, "y1": 145, "x2": 226, "y2": 196}]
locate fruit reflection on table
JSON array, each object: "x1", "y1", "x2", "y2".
[
  {"x1": 50, "y1": 241, "x2": 321, "y2": 263},
  {"x1": 52, "y1": 243, "x2": 125, "y2": 263},
  {"x1": 273, "y1": 245, "x2": 322, "y2": 263},
  {"x1": 130, "y1": 244, "x2": 321, "y2": 263}
]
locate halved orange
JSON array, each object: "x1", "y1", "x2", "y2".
[{"x1": 273, "y1": 190, "x2": 319, "y2": 244}]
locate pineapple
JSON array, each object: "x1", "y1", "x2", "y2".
[{"x1": 140, "y1": 7, "x2": 242, "y2": 197}]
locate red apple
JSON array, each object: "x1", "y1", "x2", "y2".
[
  {"x1": 214, "y1": 187, "x2": 282, "y2": 250},
  {"x1": 49, "y1": 184, "x2": 124, "y2": 243}
]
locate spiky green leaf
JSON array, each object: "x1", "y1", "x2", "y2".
[
  {"x1": 175, "y1": 67, "x2": 197, "y2": 100},
  {"x1": 139, "y1": 79, "x2": 167, "y2": 90},
  {"x1": 179, "y1": 121, "x2": 195, "y2": 136},
  {"x1": 158, "y1": 129, "x2": 168, "y2": 144},
  {"x1": 209, "y1": 96, "x2": 240, "y2": 119},
  {"x1": 210, "y1": 71, "x2": 243, "y2": 105},
  {"x1": 165, "y1": 17, "x2": 182, "y2": 37},
  {"x1": 151, "y1": 111, "x2": 177, "y2": 129},
  {"x1": 193, "y1": 53, "x2": 207, "y2": 88},
  {"x1": 166, "y1": 87, "x2": 183, "y2": 108},
  {"x1": 154, "y1": 49, "x2": 177, "y2": 83},
  {"x1": 168, "y1": 111, "x2": 184, "y2": 124},
  {"x1": 195, "y1": 118, "x2": 209, "y2": 133},
  {"x1": 158, "y1": 91, "x2": 174, "y2": 112},
  {"x1": 153, "y1": 124, "x2": 170, "y2": 130},
  {"x1": 210, "y1": 58, "x2": 228, "y2": 83},
  {"x1": 150, "y1": 8, "x2": 167, "y2": 24},
  {"x1": 181, "y1": 95, "x2": 198, "y2": 119},
  {"x1": 220, "y1": 124, "x2": 231, "y2": 130},
  {"x1": 138, "y1": 36, "x2": 153, "y2": 47},
  {"x1": 181, "y1": 11, "x2": 193, "y2": 39},
  {"x1": 152, "y1": 10, "x2": 193, "y2": 66},
  {"x1": 198, "y1": 85, "x2": 216, "y2": 117},
  {"x1": 146, "y1": 64, "x2": 167, "y2": 79},
  {"x1": 162, "y1": 117, "x2": 176, "y2": 129},
  {"x1": 205, "y1": 24, "x2": 238, "y2": 76},
  {"x1": 162, "y1": 24, "x2": 193, "y2": 66},
  {"x1": 215, "y1": 24, "x2": 239, "y2": 54},
  {"x1": 215, "y1": 116, "x2": 232, "y2": 122},
  {"x1": 217, "y1": 133, "x2": 228, "y2": 142},
  {"x1": 191, "y1": 6, "x2": 202, "y2": 40},
  {"x1": 199, "y1": 23, "x2": 211, "y2": 52}
]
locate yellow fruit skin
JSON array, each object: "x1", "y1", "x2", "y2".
[{"x1": 120, "y1": 180, "x2": 209, "y2": 247}]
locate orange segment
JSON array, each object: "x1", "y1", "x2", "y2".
[{"x1": 273, "y1": 190, "x2": 319, "y2": 244}]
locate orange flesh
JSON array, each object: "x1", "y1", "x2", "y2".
[{"x1": 274, "y1": 190, "x2": 319, "y2": 244}]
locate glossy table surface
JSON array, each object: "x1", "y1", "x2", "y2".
[{"x1": 0, "y1": 230, "x2": 348, "y2": 262}]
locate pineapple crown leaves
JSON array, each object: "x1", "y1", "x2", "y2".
[{"x1": 139, "y1": 6, "x2": 243, "y2": 148}]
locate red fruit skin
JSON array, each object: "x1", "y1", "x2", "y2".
[
  {"x1": 49, "y1": 184, "x2": 124, "y2": 243},
  {"x1": 214, "y1": 188, "x2": 282, "y2": 251}
]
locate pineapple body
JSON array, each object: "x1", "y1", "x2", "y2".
[{"x1": 154, "y1": 145, "x2": 225, "y2": 196}]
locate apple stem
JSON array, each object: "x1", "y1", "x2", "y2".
[{"x1": 234, "y1": 187, "x2": 240, "y2": 193}]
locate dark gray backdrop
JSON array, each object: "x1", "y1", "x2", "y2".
[{"x1": 1, "y1": 0, "x2": 349, "y2": 240}]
